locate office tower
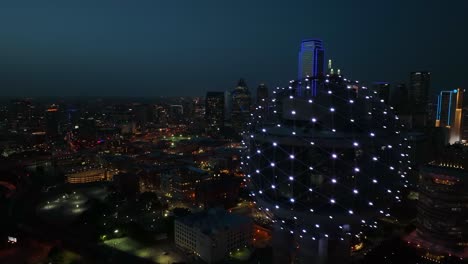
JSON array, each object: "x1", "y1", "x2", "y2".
[
  {"x1": 435, "y1": 88, "x2": 463, "y2": 143},
  {"x1": 462, "y1": 103, "x2": 468, "y2": 141},
  {"x1": 298, "y1": 39, "x2": 325, "y2": 96},
  {"x1": 256, "y1": 83, "x2": 268, "y2": 105},
  {"x1": 231, "y1": 79, "x2": 251, "y2": 133},
  {"x1": 408, "y1": 146, "x2": 468, "y2": 258},
  {"x1": 409, "y1": 71, "x2": 431, "y2": 106},
  {"x1": 205, "y1": 91, "x2": 225, "y2": 132},
  {"x1": 372, "y1": 82, "x2": 391, "y2": 104},
  {"x1": 410, "y1": 72, "x2": 431, "y2": 100},
  {"x1": 45, "y1": 106, "x2": 60, "y2": 138},
  {"x1": 244, "y1": 75, "x2": 410, "y2": 263}
]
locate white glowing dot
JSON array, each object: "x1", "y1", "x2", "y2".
[
  {"x1": 353, "y1": 189, "x2": 359, "y2": 194},
  {"x1": 372, "y1": 157, "x2": 378, "y2": 161},
  {"x1": 368, "y1": 202, "x2": 373, "y2": 206},
  {"x1": 308, "y1": 188, "x2": 313, "y2": 192},
  {"x1": 332, "y1": 154, "x2": 337, "y2": 159},
  {"x1": 273, "y1": 142, "x2": 277, "y2": 146},
  {"x1": 289, "y1": 176, "x2": 294, "y2": 181},
  {"x1": 302, "y1": 229, "x2": 307, "y2": 233},
  {"x1": 350, "y1": 119, "x2": 355, "y2": 122},
  {"x1": 275, "y1": 205, "x2": 279, "y2": 209},
  {"x1": 271, "y1": 185, "x2": 276, "y2": 189},
  {"x1": 255, "y1": 169, "x2": 260, "y2": 173},
  {"x1": 370, "y1": 132, "x2": 375, "y2": 137},
  {"x1": 270, "y1": 163, "x2": 275, "y2": 167},
  {"x1": 353, "y1": 142, "x2": 359, "y2": 147},
  {"x1": 290, "y1": 155, "x2": 295, "y2": 159},
  {"x1": 330, "y1": 199, "x2": 336, "y2": 204},
  {"x1": 290, "y1": 198, "x2": 295, "y2": 203},
  {"x1": 330, "y1": 108, "x2": 335, "y2": 112},
  {"x1": 311, "y1": 118, "x2": 317, "y2": 122},
  {"x1": 308, "y1": 99, "x2": 313, "y2": 103},
  {"x1": 349, "y1": 100, "x2": 354, "y2": 103},
  {"x1": 354, "y1": 167, "x2": 360, "y2": 172},
  {"x1": 257, "y1": 150, "x2": 261, "y2": 154},
  {"x1": 348, "y1": 210, "x2": 354, "y2": 215},
  {"x1": 331, "y1": 178, "x2": 337, "y2": 183},
  {"x1": 372, "y1": 179, "x2": 378, "y2": 183},
  {"x1": 291, "y1": 111, "x2": 296, "y2": 115},
  {"x1": 315, "y1": 224, "x2": 320, "y2": 228}
]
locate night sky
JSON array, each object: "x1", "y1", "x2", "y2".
[{"x1": 0, "y1": 0, "x2": 467, "y2": 97}]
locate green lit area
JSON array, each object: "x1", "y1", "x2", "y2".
[
  {"x1": 229, "y1": 247, "x2": 252, "y2": 262},
  {"x1": 103, "y1": 237, "x2": 185, "y2": 263}
]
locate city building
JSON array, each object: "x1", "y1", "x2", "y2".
[
  {"x1": 231, "y1": 79, "x2": 251, "y2": 133},
  {"x1": 405, "y1": 145, "x2": 468, "y2": 259},
  {"x1": 66, "y1": 168, "x2": 112, "y2": 184},
  {"x1": 435, "y1": 88, "x2": 464, "y2": 143},
  {"x1": 372, "y1": 82, "x2": 391, "y2": 104},
  {"x1": 174, "y1": 208, "x2": 252, "y2": 263},
  {"x1": 297, "y1": 39, "x2": 325, "y2": 96},
  {"x1": 409, "y1": 71, "x2": 431, "y2": 127},
  {"x1": 45, "y1": 106, "x2": 60, "y2": 138},
  {"x1": 409, "y1": 71, "x2": 431, "y2": 108},
  {"x1": 256, "y1": 83, "x2": 268, "y2": 105},
  {"x1": 205, "y1": 92, "x2": 225, "y2": 133},
  {"x1": 462, "y1": 104, "x2": 468, "y2": 142}
]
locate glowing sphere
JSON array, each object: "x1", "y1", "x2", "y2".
[{"x1": 243, "y1": 76, "x2": 410, "y2": 238}]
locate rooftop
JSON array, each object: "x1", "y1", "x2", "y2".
[{"x1": 177, "y1": 208, "x2": 251, "y2": 235}]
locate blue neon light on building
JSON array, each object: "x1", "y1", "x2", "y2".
[{"x1": 298, "y1": 39, "x2": 324, "y2": 96}]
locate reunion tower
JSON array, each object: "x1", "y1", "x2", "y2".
[{"x1": 242, "y1": 40, "x2": 411, "y2": 263}]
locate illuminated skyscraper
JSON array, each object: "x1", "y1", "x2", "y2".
[
  {"x1": 298, "y1": 39, "x2": 325, "y2": 96},
  {"x1": 205, "y1": 91, "x2": 225, "y2": 133},
  {"x1": 435, "y1": 88, "x2": 464, "y2": 143}
]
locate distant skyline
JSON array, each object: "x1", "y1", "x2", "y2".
[{"x1": 0, "y1": 0, "x2": 467, "y2": 97}]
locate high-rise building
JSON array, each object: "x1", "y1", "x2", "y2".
[
  {"x1": 409, "y1": 71, "x2": 431, "y2": 109},
  {"x1": 231, "y1": 79, "x2": 251, "y2": 133},
  {"x1": 405, "y1": 145, "x2": 468, "y2": 259},
  {"x1": 462, "y1": 104, "x2": 468, "y2": 142},
  {"x1": 256, "y1": 83, "x2": 268, "y2": 105},
  {"x1": 435, "y1": 88, "x2": 463, "y2": 143},
  {"x1": 45, "y1": 106, "x2": 60, "y2": 138},
  {"x1": 372, "y1": 82, "x2": 391, "y2": 104},
  {"x1": 298, "y1": 39, "x2": 325, "y2": 96},
  {"x1": 205, "y1": 92, "x2": 225, "y2": 133}
]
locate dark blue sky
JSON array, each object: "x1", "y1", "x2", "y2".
[{"x1": 0, "y1": 0, "x2": 466, "y2": 96}]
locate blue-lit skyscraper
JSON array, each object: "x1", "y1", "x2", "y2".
[
  {"x1": 298, "y1": 39, "x2": 325, "y2": 96},
  {"x1": 435, "y1": 88, "x2": 464, "y2": 143}
]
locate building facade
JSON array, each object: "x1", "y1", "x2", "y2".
[
  {"x1": 205, "y1": 92, "x2": 225, "y2": 133},
  {"x1": 297, "y1": 39, "x2": 325, "y2": 96},
  {"x1": 175, "y1": 209, "x2": 252, "y2": 263}
]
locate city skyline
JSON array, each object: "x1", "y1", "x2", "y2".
[{"x1": 0, "y1": 0, "x2": 467, "y2": 96}]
